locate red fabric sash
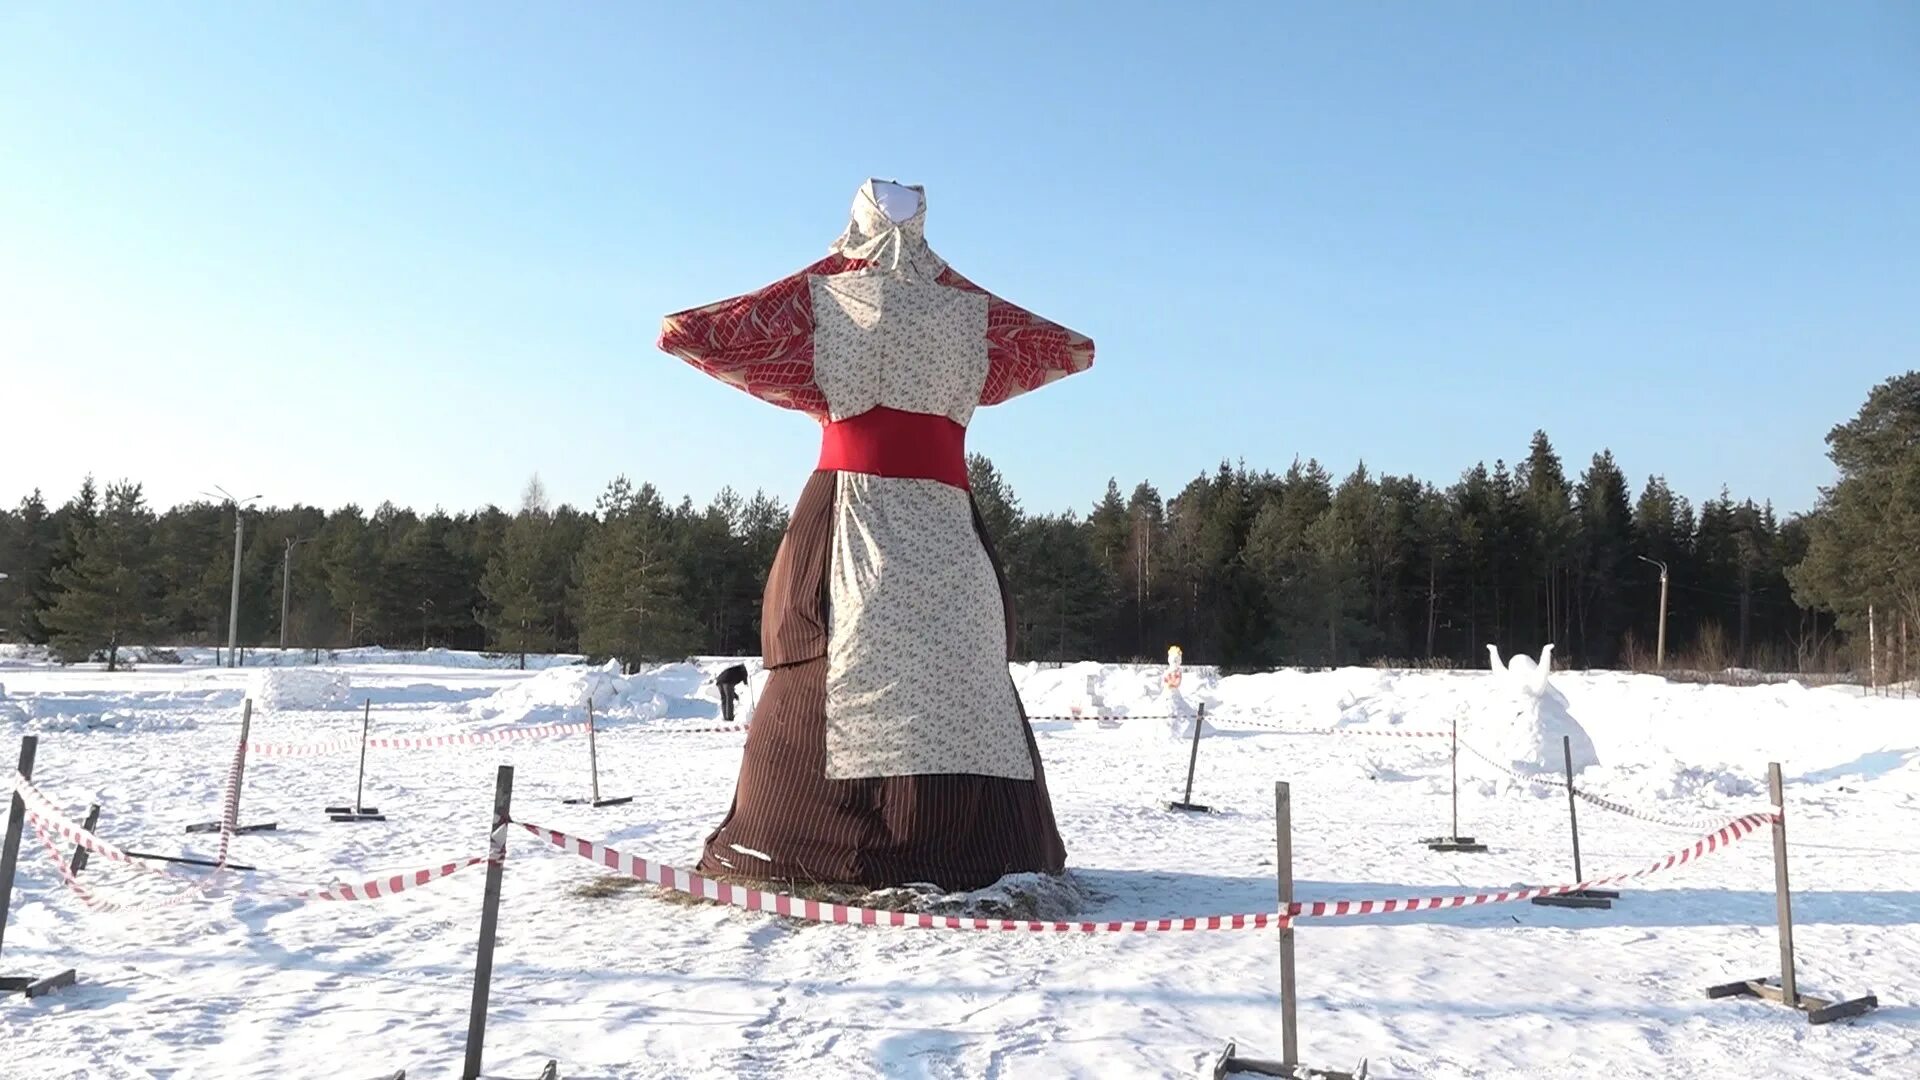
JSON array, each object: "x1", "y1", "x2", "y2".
[{"x1": 818, "y1": 406, "x2": 969, "y2": 489}]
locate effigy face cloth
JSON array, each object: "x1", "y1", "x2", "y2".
[{"x1": 658, "y1": 179, "x2": 1092, "y2": 888}]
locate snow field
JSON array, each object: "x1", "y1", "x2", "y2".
[{"x1": 0, "y1": 654, "x2": 1914, "y2": 1078}]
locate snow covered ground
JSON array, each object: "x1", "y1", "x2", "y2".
[{"x1": 1, "y1": 651, "x2": 1915, "y2": 1078}]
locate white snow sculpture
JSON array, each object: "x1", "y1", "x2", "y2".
[{"x1": 1476, "y1": 643, "x2": 1599, "y2": 775}]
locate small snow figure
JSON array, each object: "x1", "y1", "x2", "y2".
[
  {"x1": 1163, "y1": 644, "x2": 1184, "y2": 690},
  {"x1": 1479, "y1": 643, "x2": 1599, "y2": 775}
]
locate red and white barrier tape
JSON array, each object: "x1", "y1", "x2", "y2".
[
  {"x1": 516, "y1": 810, "x2": 1770, "y2": 931},
  {"x1": 248, "y1": 720, "x2": 591, "y2": 758},
  {"x1": 1290, "y1": 811, "x2": 1775, "y2": 917},
  {"x1": 9, "y1": 771, "x2": 494, "y2": 910}
]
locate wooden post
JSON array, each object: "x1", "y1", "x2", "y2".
[
  {"x1": 1168, "y1": 704, "x2": 1210, "y2": 812},
  {"x1": 1768, "y1": 762, "x2": 1797, "y2": 1006},
  {"x1": 1705, "y1": 760, "x2": 1876, "y2": 1023},
  {"x1": 1, "y1": 735, "x2": 78, "y2": 997},
  {"x1": 462, "y1": 765, "x2": 513, "y2": 1080},
  {"x1": 1276, "y1": 781, "x2": 1297, "y2": 1068},
  {"x1": 68, "y1": 804, "x2": 101, "y2": 874}
]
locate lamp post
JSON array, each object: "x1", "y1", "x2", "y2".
[
  {"x1": 1637, "y1": 555, "x2": 1670, "y2": 669},
  {"x1": 205, "y1": 488, "x2": 262, "y2": 668},
  {"x1": 279, "y1": 537, "x2": 315, "y2": 651}
]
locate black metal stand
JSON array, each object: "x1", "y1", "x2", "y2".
[
  {"x1": 326, "y1": 699, "x2": 386, "y2": 822},
  {"x1": 1168, "y1": 704, "x2": 1210, "y2": 812},
  {"x1": 1530, "y1": 734, "x2": 1617, "y2": 910},
  {"x1": 562, "y1": 701, "x2": 631, "y2": 809},
  {"x1": 1705, "y1": 761, "x2": 1876, "y2": 1025},
  {"x1": 186, "y1": 700, "x2": 278, "y2": 835},
  {"x1": 1, "y1": 735, "x2": 78, "y2": 999},
  {"x1": 1210, "y1": 782, "x2": 1366, "y2": 1079},
  {"x1": 1422, "y1": 716, "x2": 1487, "y2": 852}
]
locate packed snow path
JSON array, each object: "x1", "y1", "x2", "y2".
[{"x1": 1, "y1": 654, "x2": 1915, "y2": 1079}]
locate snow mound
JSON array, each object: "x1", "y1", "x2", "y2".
[
  {"x1": 467, "y1": 661, "x2": 673, "y2": 724},
  {"x1": 249, "y1": 668, "x2": 353, "y2": 711},
  {"x1": 1466, "y1": 644, "x2": 1599, "y2": 775},
  {"x1": 1012, "y1": 660, "x2": 1216, "y2": 722}
]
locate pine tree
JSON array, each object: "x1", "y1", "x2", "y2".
[
  {"x1": 1572, "y1": 450, "x2": 1634, "y2": 666},
  {"x1": 480, "y1": 478, "x2": 566, "y2": 667},
  {"x1": 42, "y1": 481, "x2": 163, "y2": 670},
  {"x1": 0, "y1": 491, "x2": 58, "y2": 642},
  {"x1": 574, "y1": 477, "x2": 698, "y2": 668}
]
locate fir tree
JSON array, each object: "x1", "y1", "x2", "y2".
[
  {"x1": 42, "y1": 481, "x2": 163, "y2": 670},
  {"x1": 480, "y1": 478, "x2": 566, "y2": 667},
  {"x1": 574, "y1": 477, "x2": 697, "y2": 668}
]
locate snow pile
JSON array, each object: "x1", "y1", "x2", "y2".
[
  {"x1": 1011, "y1": 660, "x2": 1216, "y2": 723},
  {"x1": 249, "y1": 667, "x2": 354, "y2": 711},
  {"x1": 1466, "y1": 644, "x2": 1599, "y2": 776},
  {"x1": 465, "y1": 661, "x2": 674, "y2": 725}
]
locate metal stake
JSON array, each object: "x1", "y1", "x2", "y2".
[
  {"x1": 463, "y1": 766, "x2": 513, "y2": 1080},
  {"x1": 1531, "y1": 734, "x2": 1614, "y2": 908},
  {"x1": 1423, "y1": 716, "x2": 1485, "y2": 852},
  {"x1": 1168, "y1": 704, "x2": 1210, "y2": 812},
  {"x1": 326, "y1": 699, "x2": 384, "y2": 820},
  {"x1": 186, "y1": 700, "x2": 278, "y2": 836},
  {"x1": 563, "y1": 701, "x2": 630, "y2": 808}
]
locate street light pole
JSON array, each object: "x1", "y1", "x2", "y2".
[
  {"x1": 280, "y1": 537, "x2": 314, "y2": 651},
  {"x1": 206, "y1": 488, "x2": 262, "y2": 669},
  {"x1": 1637, "y1": 555, "x2": 1669, "y2": 669}
]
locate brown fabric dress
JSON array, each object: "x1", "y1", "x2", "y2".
[{"x1": 696, "y1": 471, "x2": 1067, "y2": 890}]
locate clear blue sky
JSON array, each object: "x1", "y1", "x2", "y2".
[{"x1": 3, "y1": 3, "x2": 1916, "y2": 519}]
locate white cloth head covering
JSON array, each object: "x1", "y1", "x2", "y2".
[{"x1": 830, "y1": 178, "x2": 947, "y2": 279}]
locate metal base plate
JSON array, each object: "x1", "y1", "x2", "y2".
[
  {"x1": 1213, "y1": 1040, "x2": 1366, "y2": 1079},
  {"x1": 562, "y1": 796, "x2": 633, "y2": 808},
  {"x1": 0, "y1": 969, "x2": 77, "y2": 998},
  {"x1": 1531, "y1": 889, "x2": 1617, "y2": 909},
  {"x1": 185, "y1": 821, "x2": 278, "y2": 835},
  {"x1": 121, "y1": 850, "x2": 258, "y2": 872},
  {"x1": 325, "y1": 804, "x2": 380, "y2": 815},
  {"x1": 1168, "y1": 801, "x2": 1213, "y2": 813},
  {"x1": 1706, "y1": 976, "x2": 1879, "y2": 1025},
  {"x1": 1422, "y1": 836, "x2": 1488, "y2": 852},
  {"x1": 328, "y1": 812, "x2": 388, "y2": 822}
]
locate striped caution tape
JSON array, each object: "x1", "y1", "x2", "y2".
[
  {"x1": 248, "y1": 720, "x2": 591, "y2": 758},
  {"x1": 9, "y1": 771, "x2": 494, "y2": 910},
  {"x1": 516, "y1": 810, "x2": 1771, "y2": 931}
]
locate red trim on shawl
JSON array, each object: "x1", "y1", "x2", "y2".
[{"x1": 817, "y1": 407, "x2": 969, "y2": 489}]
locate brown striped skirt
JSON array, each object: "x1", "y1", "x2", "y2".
[{"x1": 697, "y1": 469, "x2": 1067, "y2": 890}]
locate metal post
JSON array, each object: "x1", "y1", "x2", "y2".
[
  {"x1": 0, "y1": 736, "x2": 36, "y2": 960},
  {"x1": 587, "y1": 700, "x2": 601, "y2": 805},
  {"x1": 1768, "y1": 762, "x2": 1796, "y2": 1006},
  {"x1": 355, "y1": 699, "x2": 371, "y2": 811},
  {"x1": 1562, "y1": 734, "x2": 1582, "y2": 882},
  {"x1": 69, "y1": 804, "x2": 100, "y2": 874},
  {"x1": 1655, "y1": 566, "x2": 1669, "y2": 669},
  {"x1": 1275, "y1": 781, "x2": 1297, "y2": 1069},
  {"x1": 227, "y1": 510, "x2": 244, "y2": 668},
  {"x1": 1169, "y1": 704, "x2": 1209, "y2": 812},
  {"x1": 463, "y1": 765, "x2": 513, "y2": 1080},
  {"x1": 1450, "y1": 717, "x2": 1459, "y2": 839}
]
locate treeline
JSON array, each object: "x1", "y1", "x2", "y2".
[{"x1": 3, "y1": 375, "x2": 1915, "y2": 675}]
